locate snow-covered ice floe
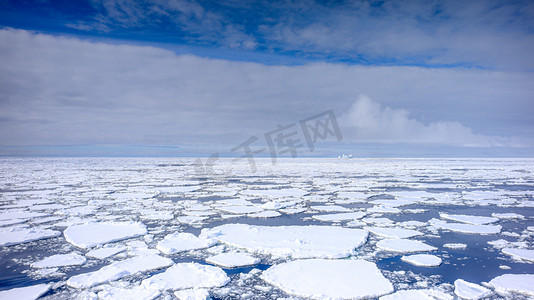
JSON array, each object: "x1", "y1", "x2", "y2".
[
  {"x1": 85, "y1": 246, "x2": 127, "y2": 259},
  {"x1": 156, "y1": 232, "x2": 216, "y2": 254},
  {"x1": 261, "y1": 259, "x2": 393, "y2": 299},
  {"x1": 428, "y1": 219, "x2": 501, "y2": 235},
  {"x1": 377, "y1": 239, "x2": 437, "y2": 253},
  {"x1": 64, "y1": 221, "x2": 147, "y2": 248},
  {"x1": 311, "y1": 212, "x2": 366, "y2": 222},
  {"x1": 31, "y1": 253, "x2": 86, "y2": 268},
  {"x1": 0, "y1": 226, "x2": 61, "y2": 247},
  {"x1": 501, "y1": 248, "x2": 534, "y2": 262},
  {"x1": 206, "y1": 252, "x2": 260, "y2": 268},
  {"x1": 401, "y1": 254, "x2": 442, "y2": 267},
  {"x1": 366, "y1": 226, "x2": 423, "y2": 239},
  {"x1": 439, "y1": 213, "x2": 499, "y2": 225},
  {"x1": 489, "y1": 274, "x2": 534, "y2": 297},
  {"x1": 67, "y1": 255, "x2": 172, "y2": 288},
  {"x1": 141, "y1": 262, "x2": 229, "y2": 291},
  {"x1": 454, "y1": 279, "x2": 492, "y2": 299},
  {"x1": 0, "y1": 283, "x2": 50, "y2": 300},
  {"x1": 200, "y1": 224, "x2": 368, "y2": 259}
]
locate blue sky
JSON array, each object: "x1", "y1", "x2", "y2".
[{"x1": 0, "y1": 0, "x2": 533, "y2": 157}]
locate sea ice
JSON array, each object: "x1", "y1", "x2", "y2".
[
  {"x1": 312, "y1": 212, "x2": 366, "y2": 222},
  {"x1": 174, "y1": 288, "x2": 210, "y2": 300},
  {"x1": 85, "y1": 246, "x2": 127, "y2": 259},
  {"x1": 217, "y1": 206, "x2": 263, "y2": 214},
  {"x1": 97, "y1": 286, "x2": 161, "y2": 300},
  {"x1": 141, "y1": 263, "x2": 229, "y2": 291},
  {"x1": 489, "y1": 274, "x2": 534, "y2": 297},
  {"x1": 67, "y1": 255, "x2": 173, "y2": 288},
  {"x1": 206, "y1": 252, "x2": 260, "y2": 268},
  {"x1": 366, "y1": 226, "x2": 423, "y2": 239},
  {"x1": 201, "y1": 224, "x2": 368, "y2": 259},
  {"x1": 64, "y1": 221, "x2": 147, "y2": 248},
  {"x1": 491, "y1": 213, "x2": 524, "y2": 219},
  {"x1": 156, "y1": 232, "x2": 217, "y2": 254},
  {"x1": 401, "y1": 254, "x2": 442, "y2": 267},
  {"x1": 429, "y1": 219, "x2": 501, "y2": 235},
  {"x1": 0, "y1": 226, "x2": 61, "y2": 247},
  {"x1": 443, "y1": 243, "x2": 467, "y2": 250},
  {"x1": 310, "y1": 205, "x2": 350, "y2": 212},
  {"x1": 261, "y1": 259, "x2": 393, "y2": 299},
  {"x1": 248, "y1": 211, "x2": 282, "y2": 218},
  {"x1": 501, "y1": 248, "x2": 534, "y2": 262},
  {"x1": 0, "y1": 283, "x2": 50, "y2": 300},
  {"x1": 31, "y1": 253, "x2": 86, "y2": 268},
  {"x1": 440, "y1": 213, "x2": 499, "y2": 225},
  {"x1": 379, "y1": 289, "x2": 435, "y2": 300},
  {"x1": 454, "y1": 279, "x2": 492, "y2": 299},
  {"x1": 377, "y1": 239, "x2": 437, "y2": 253}
]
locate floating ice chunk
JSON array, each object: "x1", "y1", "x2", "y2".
[
  {"x1": 0, "y1": 283, "x2": 50, "y2": 300},
  {"x1": 64, "y1": 221, "x2": 147, "y2": 248},
  {"x1": 454, "y1": 279, "x2": 492, "y2": 299},
  {"x1": 312, "y1": 212, "x2": 366, "y2": 222},
  {"x1": 174, "y1": 288, "x2": 210, "y2": 300},
  {"x1": 488, "y1": 239, "x2": 509, "y2": 248},
  {"x1": 139, "y1": 210, "x2": 174, "y2": 220},
  {"x1": 261, "y1": 259, "x2": 393, "y2": 299},
  {"x1": 31, "y1": 253, "x2": 86, "y2": 268},
  {"x1": 310, "y1": 205, "x2": 350, "y2": 212},
  {"x1": 367, "y1": 206, "x2": 401, "y2": 214},
  {"x1": 248, "y1": 211, "x2": 282, "y2": 218},
  {"x1": 157, "y1": 186, "x2": 200, "y2": 194},
  {"x1": 0, "y1": 227, "x2": 61, "y2": 247},
  {"x1": 489, "y1": 274, "x2": 534, "y2": 297},
  {"x1": 97, "y1": 286, "x2": 161, "y2": 300},
  {"x1": 440, "y1": 213, "x2": 499, "y2": 225},
  {"x1": 241, "y1": 188, "x2": 308, "y2": 198},
  {"x1": 156, "y1": 233, "x2": 217, "y2": 255},
  {"x1": 401, "y1": 254, "x2": 442, "y2": 267},
  {"x1": 362, "y1": 217, "x2": 394, "y2": 225},
  {"x1": 176, "y1": 216, "x2": 208, "y2": 224},
  {"x1": 377, "y1": 239, "x2": 437, "y2": 253},
  {"x1": 280, "y1": 207, "x2": 307, "y2": 214},
  {"x1": 491, "y1": 213, "x2": 524, "y2": 219},
  {"x1": 0, "y1": 210, "x2": 49, "y2": 221},
  {"x1": 371, "y1": 198, "x2": 417, "y2": 207},
  {"x1": 206, "y1": 253, "x2": 260, "y2": 268},
  {"x1": 67, "y1": 255, "x2": 173, "y2": 289},
  {"x1": 429, "y1": 219, "x2": 501, "y2": 235},
  {"x1": 85, "y1": 246, "x2": 127, "y2": 259},
  {"x1": 379, "y1": 289, "x2": 434, "y2": 300},
  {"x1": 201, "y1": 224, "x2": 368, "y2": 259},
  {"x1": 443, "y1": 243, "x2": 467, "y2": 250},
  {"x1": 261, "y1": 201, "x2": 297, "y2": 210},
  {"x1": 502, "y1": 248, "x2": 534, "y2": 262},
  {"x1": 141, "y1": 263, "x2": 229, "y2": 291},
  {"x1": 366, "y1": 227, "x2": 423, "y2": 239},
  {"x1": 217, "y1": 206, "x2": 263, "y2": 214}
]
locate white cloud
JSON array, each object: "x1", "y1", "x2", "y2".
[
  {"x1": 340, "y1": 95, "x2": 524, "y2": 147},
  {"x1": 0, "y1": 29, "x2": 531, "y2": 152}
]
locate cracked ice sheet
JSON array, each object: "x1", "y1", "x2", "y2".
[
  {"x1": 428, "y1": 219, "x2": 501, "y2": 235},
  {"x1": 261, "y1": 259, "x2": 393, "y2": 299},
  {"x1": 201, "y1": 224, "x2": 368, "y2": 259},
  {"x1": 64, "y1": 221, "x2": 147, "y2": 248},
  {"x1": 156, "y1": 232, "x2": 217, "y2": 254},
  {"x1": 141, "y1": 263, "x2": 229, "y2": 291},
  {"x1": 67, "y1": 255, "x2": 173, "y2": 288}
]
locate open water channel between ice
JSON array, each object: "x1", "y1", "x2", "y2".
[{"x1": 0, "y1": 157, "x2": 533, "y2": 299}]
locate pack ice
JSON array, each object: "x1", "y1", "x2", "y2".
[{"x1": 63, "y1": 221, "x2": 147, "y2": 248}]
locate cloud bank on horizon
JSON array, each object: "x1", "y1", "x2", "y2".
[{"x1": 0, "y1": 0, "x2": 533, "y2": 157}]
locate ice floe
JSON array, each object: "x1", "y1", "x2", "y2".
[
  {"x1": 401, "y1": 254, "x2": 442, "y2": 267},
  {"x1": 97, "y1": 286, "x2": 161, "y2": 300},
  {"x1": 31, "y1": 253, "x2": 86, "y2": 268},
  {"x1": 0, "y1": 283, "x2": 50, "y2": 300},
  {"x1": 85, "y1": 246, "x2": 127, "y2": 259},
  {"x1": 440, "y1": 213, "x2": 499, "y2": 225},
  {"x1": 453, "y1": 279, "x2": 492, "y2": 299},
  {"x1": 489, "y1": 274, "x2": 534, "y2": 297},
  {"x1": 64, "y1": 221, "x2": 147, "y2": 248},
  {"x1": 156, "y1": 232, "x2": 217, "y2": 254},
  {"x1": 443, "y1": 243, "x2": 467, "y2": 250},
  {"x1": 377, "y1": 239, "x2": 437, "y2": 253},
  {"x1": 201, "y1": 224, "x2": 368, "y2": 259},
  {"x1": 141, "y1": 262, "x2": 229, "y2": 291},
  {"x1": 501, "y1": 248, "x2": 534, "y2": 262},
  {"x1": 312, "y1": 212, "x2": 366, "y2": 222},
  {"x1": 379, "y1": 289, "x2": 435, "y2": 300},
  {"x1": 429, "y1": 219, "x2": 501, "y2": 235},
  {"x1": 0, "y1": 226, "x2": 61, "y2": 247},
  {"x1": 261, "y1": 259, "x2": 393, "y2": 299},
  {"x1": 206, "y1": 252, "x2": 260, "y2": 268},
  {"x1": 67, "y1": 255, "x2": 172, "y2": 288},
  {"x1": 366, "y1": 226, "x2": 423, "y2": 239}
]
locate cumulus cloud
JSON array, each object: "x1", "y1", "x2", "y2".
[{"x1": 340, "y1": 95, "x2": 524, "y2": 147}]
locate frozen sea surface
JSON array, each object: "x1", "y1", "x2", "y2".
[{"x1": 0, "y1": 157, "x2": 533, "y2": 299}]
